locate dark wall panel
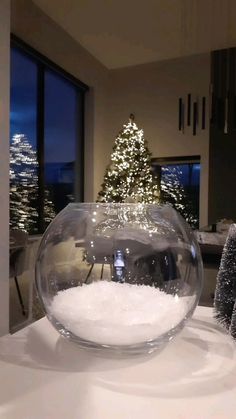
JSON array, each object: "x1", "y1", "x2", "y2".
[{"x1": 209, "y1": 49, "x2": 236, "y2": 223}]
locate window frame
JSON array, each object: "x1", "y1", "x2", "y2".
[
  {"x1": 151, "y1": 155, "x2": 200, "y2": 166},
  {"x1": 151, "y1": 155, "x2": 200, "y2": 181},
  {"x1": 10, "y1": 34, "x2": 89, "y2": 233}
]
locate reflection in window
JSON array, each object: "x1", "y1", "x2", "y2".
[
  {"x1": 10, "y1": 43, "x2": 86, "y2": 234},
  {"x1": 152, "y1": 158, "x2": 200, "y2": 229},
  {"x1": 10, "y1": 49, "x2": 39, "y2": 233}
]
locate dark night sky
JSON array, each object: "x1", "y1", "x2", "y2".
[{"x1": 10, "y1": 47, "x2": 79, "y2": 164}]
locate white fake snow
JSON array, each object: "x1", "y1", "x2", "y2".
[{"x1": 50, "y1": 281, "x2": 189, "y2": 345}]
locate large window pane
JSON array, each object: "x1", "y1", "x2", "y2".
[
  {"x1": 44, "y1": 70, "x2": 79, "y2": 214},
  {"x1": 152, "y1": 159, "x2": 201, "y2": 229},
  {"x1": 10, "y1": 48, "x2": 39, "y2": 233},
  {"x1": 161, "y1": 162, "x2": 200, "y2": 229},
  {"x1": 10, "y1": 43, "x2": 86, "y2": 235}
]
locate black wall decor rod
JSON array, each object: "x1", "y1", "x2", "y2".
[
  {"x1": 181, "y1": 101, "x2": 185, "y2": 133},
  {"x1": 224, "y1": 49, "x2": 230, "y2": 134},
  {"x1": 178, "y1": 98, "x2": 182, "y2": 131},
  {"x1": 187, "y1": 94, "x2": 191, "y2": 126},
  {"x1": 193, "y1": 102, "x2": 197, "y2": 136},
  {"x1": 179, "y1": 94, "x2": 207, "y2": 135},
  {"x1": 202, "y1": 97, "x2": 206, "y2": 130}
]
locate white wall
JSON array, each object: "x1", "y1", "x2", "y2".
[
  {"x1": 0, "y1": 0, "x2": 10, "y2": 335},
  {"x1": 104, "y1": 54, "x2": 210, "y2": 227}
]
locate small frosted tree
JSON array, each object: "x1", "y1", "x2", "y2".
[
  {"x1": 10, "y1": 134, "x2": 55, "y2": 233},
  {"x1": 230, "y1": 300, "x2": 236, "y2": 339},
  {"x1": 214, "y1": 224, "x2": 236, "y2": 331}
]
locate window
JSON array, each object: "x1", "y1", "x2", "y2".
[
  {"x1": 152, "y1": 156, "x2": 201, "y2": 229},
  {"x1": 10, "y1": 36, "x2": 88, "y2": 234},
  {"x1": 44, "y1": 70, "x2": 82, "y2": 214}
]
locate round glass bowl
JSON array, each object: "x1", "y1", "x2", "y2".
[{"x1": 36, "y1": 203, "x2": 203, "y2": 355}]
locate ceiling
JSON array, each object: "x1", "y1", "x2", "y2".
[{"x1": 33, "y1": 0, "x2": 236, "y2": 69}]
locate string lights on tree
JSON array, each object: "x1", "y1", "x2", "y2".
[
  {"x1": 98, "y1": 115, "x2": 160, "y2": 203},
  {"x1": 97, "y1": 115, "x2": 196, "y2": 227}
]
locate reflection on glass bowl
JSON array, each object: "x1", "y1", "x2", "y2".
[{"x1": 36, "y1": 203, "x2": 203, "y2": 356}]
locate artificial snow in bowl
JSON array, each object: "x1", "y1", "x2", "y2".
[{"x1": 36, "y1": 203, "x2": 203, "y2": 356}]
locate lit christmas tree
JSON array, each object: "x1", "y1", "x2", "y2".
[
  {"x1": 97, "y1": 115, "x2": 160, "y2": 203},
  {"x1": 10, "y1": 134, "x2": 55, "y2": 233},
  {"x1": 97, "y1": 116, "x2": 194, "y2": 227}
]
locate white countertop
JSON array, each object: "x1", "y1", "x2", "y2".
[{"x1": 0, "y1": 306, "x2": 236, "y2": 419}]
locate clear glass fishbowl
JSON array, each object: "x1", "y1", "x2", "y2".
[{"x1": 36, "y1": 203, "x2": 203, "y2": 355}]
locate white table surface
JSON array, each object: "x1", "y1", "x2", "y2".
[{"x1": 0, "y1": 306, "x2": 236, "y2": 419}]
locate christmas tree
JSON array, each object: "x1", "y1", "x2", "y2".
[
  {"x1": 97, "y1": 116, "x2": 191, "y2": 226},
  {"x1": 214, "y1": 224, "x2": 236, "y2": 331},
  {"x1": 97, "y1": 115, "x2": 160, "y2": 203},
  {"x1": 10, "y1": 134, "x2": 55, "y2": 233}
]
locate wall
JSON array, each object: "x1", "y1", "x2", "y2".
[
  {"x1": 105, "y1": 54, "x2": 210, "y2": 227},
  {"x1": 11, "y1": 0, "x2": 109, "y2": 201},
  {"x1": 29, "y1": 0, "x2": 236, "y2": 68},
  {"x1": 0, "y1": 0, "x2": 10, "y2": 335}
]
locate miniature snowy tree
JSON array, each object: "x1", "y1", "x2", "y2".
[
  {"x1": 10, "y1": 134, "x2": 55, "y2": 233},
  {"x1": 214, "y1": 224, "x2": 236, "y2": 330},
  {"x1": 97, "y1": 115, "x2": 160, "y2": 203},
  {"x1": 230, "y1": 300, "x2": 236, "y2": 339}
]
